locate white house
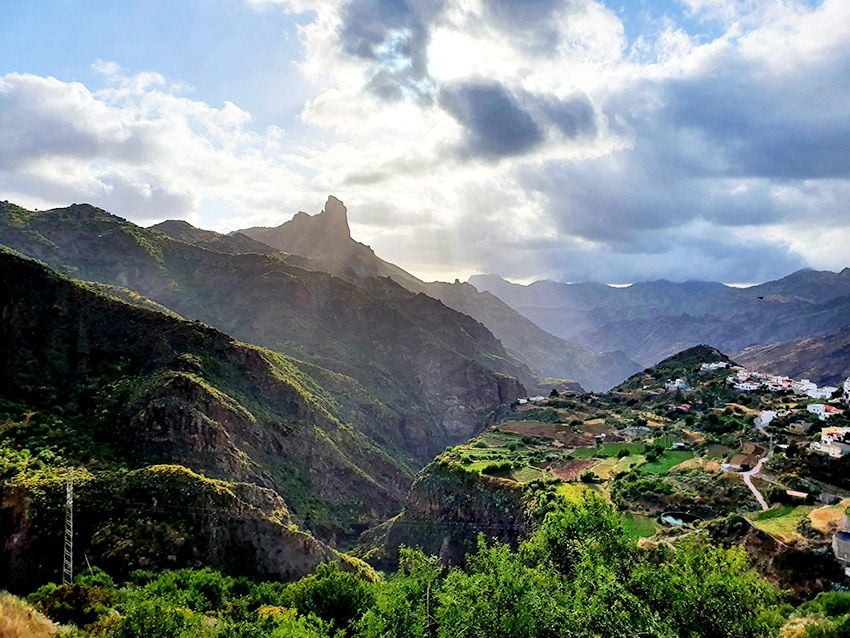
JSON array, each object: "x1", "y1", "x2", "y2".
[
  {"x1": 807, "y1": 386, "x2": 838, "y2": 400},
  {"x1": 734, "y1": 382, "x2": 760, "y2": 392},
  {"x1": 700, "y1": 362, "x2": 729, "y2": 372},
  {"x1": 843, "y1": 378, "x2": 850, "y2": 406},
  {"x1": 794, "y1": 379, "x2": 818, "y2": 395},
  {"x1": 665, "y1": 378, "x2": 691, "y2": 392},
  {"x1": 808, "y1": 404, "x2": 843, "y2": 421},
  {"x1": 755, "y1": 411, "x2": 777, "y2": 428},
  {"x1": 813, "y1": 427, "x2": 850, "y2": 458}
]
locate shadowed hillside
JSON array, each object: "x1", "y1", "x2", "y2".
[{"x1": 0, "y1": 201, "x2": 525, "y2": 467}]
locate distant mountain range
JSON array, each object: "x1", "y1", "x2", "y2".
[
  {"x1": 237, "y1": 198, "x2": 639, "y2": 391},
  {"x1": 471, "y1": 270, "x2": 850, "y2": 383}
]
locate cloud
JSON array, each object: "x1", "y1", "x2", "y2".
[
  {"x1": 439, "y1": 82, "x2": 544, "y2": 158},
  {"x1": 3, "y1": 0, "x2": 850, "y2": 284},
  {"x1": 338, "y1": 0, "x2": 446, "y2": 102},
  {"x1": 0, "y1": 67, "x2": 310, "y2": 221}
]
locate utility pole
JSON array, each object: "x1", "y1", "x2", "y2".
[{"x1": 62, "y1": 478, "x2": 73, "y2": 585}]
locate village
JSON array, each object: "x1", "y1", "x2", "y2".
[{"x1": 452, "y1": 348, "x2": 850, "y2": 586}]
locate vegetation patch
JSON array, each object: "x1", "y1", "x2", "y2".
[
  {"x1": 639, "y1": 450, "x2": 695, "y2": 474},
  {"x1": 622, "y1": 512, "x2": 657, "y2": 541},
  {"x1": 749, "y1": 505, "x2": 815, "y2": 543}
]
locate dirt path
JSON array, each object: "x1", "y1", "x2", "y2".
[{"x1": 742, "y1": 456, "x2": 769, "y2": 511}]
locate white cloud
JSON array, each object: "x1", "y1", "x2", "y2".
[{"x1": 1, "y1": 0, "x2": 849, "y2": 283}]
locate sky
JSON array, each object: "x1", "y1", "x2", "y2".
[{"x1": 1, "y1": 0, "x2": 848, "y2": 284}]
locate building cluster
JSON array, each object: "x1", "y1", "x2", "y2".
[
  {"x1": 727, "y1": 368, "x2": 839, "y2": 399},
  {"x1": 813, "y1": 426, "x2": 850, "y2": 458},
  {"x1": 517, "y1": 396, "x2": 547, "y2": 405},
  {"x1": 700, "y1": 361, "x2": 730, "y2": 372},
  {"x1": 808, "y1": 403, "x2": 844, "y2": 421},
  {"x1": 664, "y1": 378, "x2": 692, "y2": 392}
]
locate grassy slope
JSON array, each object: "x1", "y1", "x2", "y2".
[
  {"x1": 0, "y1": 202, "x2": 525, "y2": 463},
  {"x1": 0, "y1": 248, "x2": 411, "y2": 539}
]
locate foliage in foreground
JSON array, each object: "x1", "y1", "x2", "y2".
[{"x1": 23, "y1": 495, "x2": 843, "y2": 637}]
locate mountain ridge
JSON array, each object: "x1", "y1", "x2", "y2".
[{"x1": 234, "y1": 197, "x2": 640, "y2": 391}]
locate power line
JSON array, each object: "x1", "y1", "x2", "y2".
[{"x1": 63, "y1": 478, "x2": 73, "y2": 585}]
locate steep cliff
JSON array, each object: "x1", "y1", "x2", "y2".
[
  {"x1": 0, "y1": 248, "x2": 413, "y2": 543},
  {"x1": 0, "y1": 202, "x2": 525, "y2": 465}
]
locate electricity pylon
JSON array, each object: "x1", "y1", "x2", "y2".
[{"x1": 62, "y1": 478, "x2": 73, "y2": 585}]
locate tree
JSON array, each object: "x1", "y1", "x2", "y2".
[
  {"x1": 435, "y1": 538, "x2": 567, "y2": 638},
  {"x1": 522, "y1": 494, "x2": 632, "y2": 578},
  {"x1": 282, "y1": 562, "x2": 375, "y2": 634},
  {"x1": 628, "y1": 535, "x2": 780, "y2": 637},
  {"x1": 357, "y1": 549, "x2": 442, "y2": 638}
]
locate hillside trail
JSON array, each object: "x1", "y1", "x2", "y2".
[{"x1": 742, "y1": 456, "x2": 769, "y2": 511}]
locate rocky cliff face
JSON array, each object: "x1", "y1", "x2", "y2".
[
  {"x1": 239, "y1": 196, "x2": 420, "y2": 289},
  {"x1": 0, "y1": 466, "x2": 347, "y2": 594},
  {"x1": 736, "y1": 327, "x2": 850, "y2": 386},
  {"x1": 0, "y1": 249, "x2": 409, "y2": 543},
  {"x1": 363, "y1": 461, "x2": 535, "y2": 569},
  {"x1": 0, "y1": 202, "x2": 525, "y2": 467}
]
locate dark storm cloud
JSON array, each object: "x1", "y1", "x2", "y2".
[
  {"x1": 437, "y1": 84, "x2": 597, "y2": 159},
  {"x1": 650, "y1": 41, "x2": 850, "y2": 180},
  {"x1": 439, "y1": 82, "x2": 545, "y2": 158},
  {"x1": 338, "y1": 0, "x2": 446, "y2": 102},
  {"x1": 536, "y1": 94, "x2": 597, "y2": 139}
]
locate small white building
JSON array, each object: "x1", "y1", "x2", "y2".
[
  {"x1": 755, "y1": 410, "x2": 777, "y2": 428},
  {"x1": 843, "y1": 378, "x2": 850, "y2": 406},
  {"x1": 665, "y1": 378, "x2": 691, "y2": 392},
  {"x1": 700, "y1": 361, "x2": 729, "y2": 372},
  {"x1": 807, "y1": 386, "x2": 838, "y2": 400},
  {"x1": 808, "y1": 404, "x2": 843, "y2": 421},
  {"x1": 528, "y1": 395, "x2": 546, "y2": 403},
  {"x1": 734, "y1": 382, "x2": 760, "y2": 392},
  {"x1": 794, "y1": 379, "x2": 818, "y2": 395},
  {"x1": 813, "y1": 427, "x2": 850, "y2": 458}
]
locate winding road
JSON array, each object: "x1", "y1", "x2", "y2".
[{"x1": 742, "y1": 455, "x2": 769, "y2": 511}]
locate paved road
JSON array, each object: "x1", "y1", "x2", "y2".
[{"x1": 742, "y1": 456, "x2": 769, "y2": 511}]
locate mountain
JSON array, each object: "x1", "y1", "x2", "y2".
[
  {"x1": 414, "y1": 280, "x2": 639, "y2": 391},
  {"x1": 612, "y1": 344, "x2": 732, "y2": 392},
  {"x1": 238, "y1": 196, "x2": 422, "y2": 289},
  {"x1": 470, "y1": 272, "x2": 850, "y2": 368},
  {"x1": 150, "y1": 219, "x2": 280, "y2": 256},
  {"x1": 736, "y1": 327, "x2": 850, "y2": 386},
  {"x1": 235, "y1": 198, "x2": 639, "y2": 391},
  {"x1": 0, "y1": 201, "x2": 524, "y2": 471},
  {"x1": 0, "y1": 248, "x2": 390, "y2": 589}
]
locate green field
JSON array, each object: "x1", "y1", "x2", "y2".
[
  {"x1": 593, "y1": 454, "x2": 645, "y2": 479},
  {"x1": 512, "y1": 465, "x2": 545, "y2": 482},
  {"x1": 571, "y1": 442, "x2": 645, "y2": 459},
  {"x1": 623, "y1": 513, "x2": 657, "y2": 541},
  {"x1": 556, "y1": 482, "x2": 601, "y2": 504},
  {"x1": 638, "y1": 450, "x2": 694, "y2": 474},
  {"x1": 705, "y1": 444, "x2": 733, "y2": 459},
  {"x1": 749, "y1": 505, "x2": 814, "y2": 543}
]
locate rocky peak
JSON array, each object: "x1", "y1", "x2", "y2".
[{"x1": 322, "y1": 195, "x2": 351, "y2": 240}]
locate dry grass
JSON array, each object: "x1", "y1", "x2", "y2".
[
  {"x1": 809, "y1": 498, "x2": 850, "y2": 534},
  {"x1": 681, "y1": 429, "x2": 706, "y2": 445},
  {"x1": 672, "y1": 457, "x2": 721, "y2": 473},
  {"x1": 0, "y1": 592, "x2": 60, "y2": 638}
]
